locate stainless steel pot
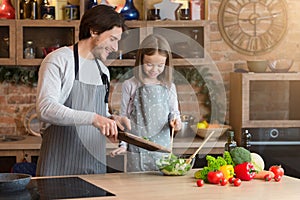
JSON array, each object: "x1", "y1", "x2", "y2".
[{"x1": 175, "y1": 115, "x2": 195, "y2": 138}]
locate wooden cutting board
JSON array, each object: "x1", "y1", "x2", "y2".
[{"x1": 118, "y1": 130, "x2": 171, "y2": 153}]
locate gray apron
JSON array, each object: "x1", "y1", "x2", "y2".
[
  {"x1": 36, "y1": 43, "x2": 108, "y2": 176},
  {"x1": 127, "y1": 84, "x2": 171, "y2": 172}
]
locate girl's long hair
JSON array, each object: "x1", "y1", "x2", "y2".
[{"x1": 134, "y1": 34, "x2": 173, "y2": 87}]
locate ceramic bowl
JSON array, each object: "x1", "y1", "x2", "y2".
[
  {"x1": 268, "y1": 59, "x2": 294, "y2": 73},
  {"x1": 247, "y1": 60, "x2": 268, "y2": 73}
]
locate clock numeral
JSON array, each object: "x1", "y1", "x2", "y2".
[
  {"x1": 260, "y1": 32, "x2": 274, "y2": 49},
  {"x1": 247, "y1": 37, "x2": 259, "y2": 52},
  {"x1": 226, "y1": 1, "x2": 240, "y2": 14},
  {"x1": 225, "y1": 24, "x2": 241, "y2": 40},
  {"x1": 236, "y1": 0, "x2": 250, "y2": 7},
  {"x1": 234, "y1": 32, "x2": 249, "y2": 48},
  {"x1": 273, "y1": 17, "x2": 286, "y2": 28},
  {"x1": 265, "y1": 0, "x2": 282, "y2": 11}
]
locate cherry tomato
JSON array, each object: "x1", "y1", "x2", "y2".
[
  {"x1": 220, "y1": 177, "x2": 228, "y2": 186},
  {"x1": 207, "y1": 171, "x2": 224, "y2": 184},
  {"x1": 233, "y1": 178, "x2": 242, "y2": 187},
  {"x1": 228, "y1": 177, "x2": 235, "y2": 184},
  {"x1": 269, "y1": 165, "x2": 284, "y2": 177},
  {"x1": 264, "y1": 174, "x2": 272, "y2": 182},
  {"x1": 196, "y1": 179, "x2": 204, "y2": 187},
  {"x1": 274, "y1": 175, "x2": 282, "y2": 182}
]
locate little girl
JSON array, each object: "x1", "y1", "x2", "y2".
[{"x1": 111, "y1": 34, "x2": 181, "y2": 172}]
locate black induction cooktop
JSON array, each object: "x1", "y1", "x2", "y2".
[{"x1": 0, "y1": 177, "x2": 115, "y2": 200}]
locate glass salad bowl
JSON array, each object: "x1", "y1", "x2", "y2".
[
  {"x1": 268, "y1": 59, "x2": 294, "y2": 73},
  {"x1": 156, "y1": 154, "x2": 195, "y2": 176}
]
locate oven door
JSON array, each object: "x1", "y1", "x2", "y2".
[{"x1": 246, "y1": 128, "x2": 300, "y2": 178}]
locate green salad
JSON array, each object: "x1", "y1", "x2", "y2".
[{"x1": 156, "y1": 154, "x2": 192, "y2": 176}]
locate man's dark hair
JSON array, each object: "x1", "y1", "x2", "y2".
[{"x1": 79, "y1": 5, "x2": 126, "y2": 40}]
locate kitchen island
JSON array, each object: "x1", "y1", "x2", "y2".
[
  {"x1": 26, "y1": 169, "x2": 300, "y2": 200},
  {"x1": 0, "y1": 135, "x2": 226, "y2": 172}
]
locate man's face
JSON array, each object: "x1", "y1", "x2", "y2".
[{"x1": 91, "y1": 26, "x2": 123, "y2": 61}]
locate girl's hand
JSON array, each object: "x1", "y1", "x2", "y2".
[
  {"x1": 170, "y1": 118, "x2": 182, "y2": 131},
  {"x1": 110, "y1": 146, "x2": 127, "y2": 157}
]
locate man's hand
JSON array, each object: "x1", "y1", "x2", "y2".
[{"x1": 92, "y1": 114, "x2": 118, "y2": 140}]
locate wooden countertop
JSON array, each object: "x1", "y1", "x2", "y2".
[
  {"x1": 39, "y1": 169, "x2": 300, "y2": 200},
  {"x1": 0, "y1": 135, "x2": 226, "y2": 155}
]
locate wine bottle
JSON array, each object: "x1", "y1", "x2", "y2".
[
  {"x1": 242, "y1": 129, "x2": 251, "y2": 150},
  {"x1": 20, "y1": 0, "x2": 31, "y2": 19},
  {"x1": 30, "y1": 0, "x2": 38, "y2": 19}
]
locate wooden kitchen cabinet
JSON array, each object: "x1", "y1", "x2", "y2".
[
  {"x1": 16, "y1": 20, "x2": 79, "y2": 66},
  {"x1": 108, "y1": 20, "x2": 210, "y2": 67},
  {"x1": 230, "y1": 72, "x2": 300, "y2": 145},
  {"x1": 0, "y1": 20, "x2": 16, "y2": 65}
]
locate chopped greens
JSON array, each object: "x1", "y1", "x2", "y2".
[{"x1": 156, "y1": 154, "x2": 192, "y2": 176}]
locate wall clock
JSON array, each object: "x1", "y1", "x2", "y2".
[{"x1": 218, "y1": 0, "x2": 288, "y2": 56}]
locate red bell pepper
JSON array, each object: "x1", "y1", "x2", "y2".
[{"x1": 234, "y1": 162, "x2": 256, "y2": 181}]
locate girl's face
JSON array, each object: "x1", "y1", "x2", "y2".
[{"x1": 142, "y1": 52, "x2": 167, "y2": 81}]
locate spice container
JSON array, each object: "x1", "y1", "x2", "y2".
[{"x1": 24, "y1": 40, "x2": 35, "y2": 59}]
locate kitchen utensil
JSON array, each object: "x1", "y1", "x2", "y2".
[
  {"x1": 168, "y1": 127, "x2": 175, "y2": 159},
  {"x1": 118, "y1": 130, "x2": 171, "y2": 153},
  {"x1": 0, "y1": 134, "x2": 25, "y2": 142},
  {"x1": 268, "y1": 59, "x2": 294, "y2": 73},
  {"x1": 0, "y1": 173, "x2": 31, "y2": 192},
  {"x1": 185, "y1": 130, "x2": 215, "y2": 164},
  {"x1": 247, "y1": 60, "x2": 268, "y2": 73},
  {"x1": 175, "y1": 114, "x2": 195, "y2": 138}
]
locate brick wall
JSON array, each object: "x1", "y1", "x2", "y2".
[{"x1": 2, "y1": 0, "x2": 300, "y2": 135}]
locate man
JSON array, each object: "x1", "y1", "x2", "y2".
[{"x1": 36, "y1": 5, "x2": 129, "y2": 176}]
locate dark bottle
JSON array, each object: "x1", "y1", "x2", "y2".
[
  {"x1": 242, "y1": 129, "x2": 251, "y2": 150},
  {"x1": 20, "y1": 0, "x2": 37, "y2": 19},
  {"x1": 88, "y1": 0, "x2": 98, "y2": 9},
  {"x1": 225, "y1": 131, "x2": 237, "y2": 152},
  {"x1": 20, "y1": 0, "x2": 31, "y2": 19},
  {"x1": 39, "y1": 0, "x2": 49, "y2": 19},
  {"x1": 30, "y1": 0, "x2": 38, "y2": 19}
]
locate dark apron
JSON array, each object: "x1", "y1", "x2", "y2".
[
  {"x1": 36, "y1": 44, "x2": 108, "y2": 176},
  {"x1": 127, "y1": 84, "x2": 171, "y2": 172}
]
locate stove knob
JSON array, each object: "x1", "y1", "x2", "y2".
[{"x1": 269, "y1": 129, "x2": 279, "y2": 138}]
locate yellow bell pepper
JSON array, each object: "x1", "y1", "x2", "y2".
[{"x1": 219, "y1": 165, "x2": 234, "y2": 180}]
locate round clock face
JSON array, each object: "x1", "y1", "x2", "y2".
[{"x1": 218, "y1": 0, "x2": 288, "y2": 56}]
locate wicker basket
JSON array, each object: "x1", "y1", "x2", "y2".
[{"x1": 195, "y1": 125, "x2": 231, "y2": 139}]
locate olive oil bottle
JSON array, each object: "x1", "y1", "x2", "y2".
[{"x1": 225, "y1": 131, "x2": 237, "y2": 152}]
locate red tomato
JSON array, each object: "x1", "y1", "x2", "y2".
[
  {"x1": 220, "y1": 177, "x2": 228, "y2": 186},
  {"x1": 233, "y1": 178, "x2": 242, "y2": 187},
  {"x1": 228, "y1": 177, "x2": 235, "y2": 184},
  {"x1": 196, "y1": 179, "x2": 204, "y2": 187},
  {"x1": 207, "y1": 171, "x2": 224, "y2": 184},
  {"x1": 269, "y1": 165, "x2": 284, "y2": 177},
  {"x1": 274, "y1": 175, "x2": 282, "y2": 182},
  {"x1": 264, "y1": 174, "x2": 272, "y2": 182}
]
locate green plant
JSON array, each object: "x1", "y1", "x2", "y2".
[{"x1": 0, "y1": 66, "x2": 38, "y2": 86}]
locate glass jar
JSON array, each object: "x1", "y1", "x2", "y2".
[{"x1": 24, "y1": 40, "x2": 35, "y2": 59}]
